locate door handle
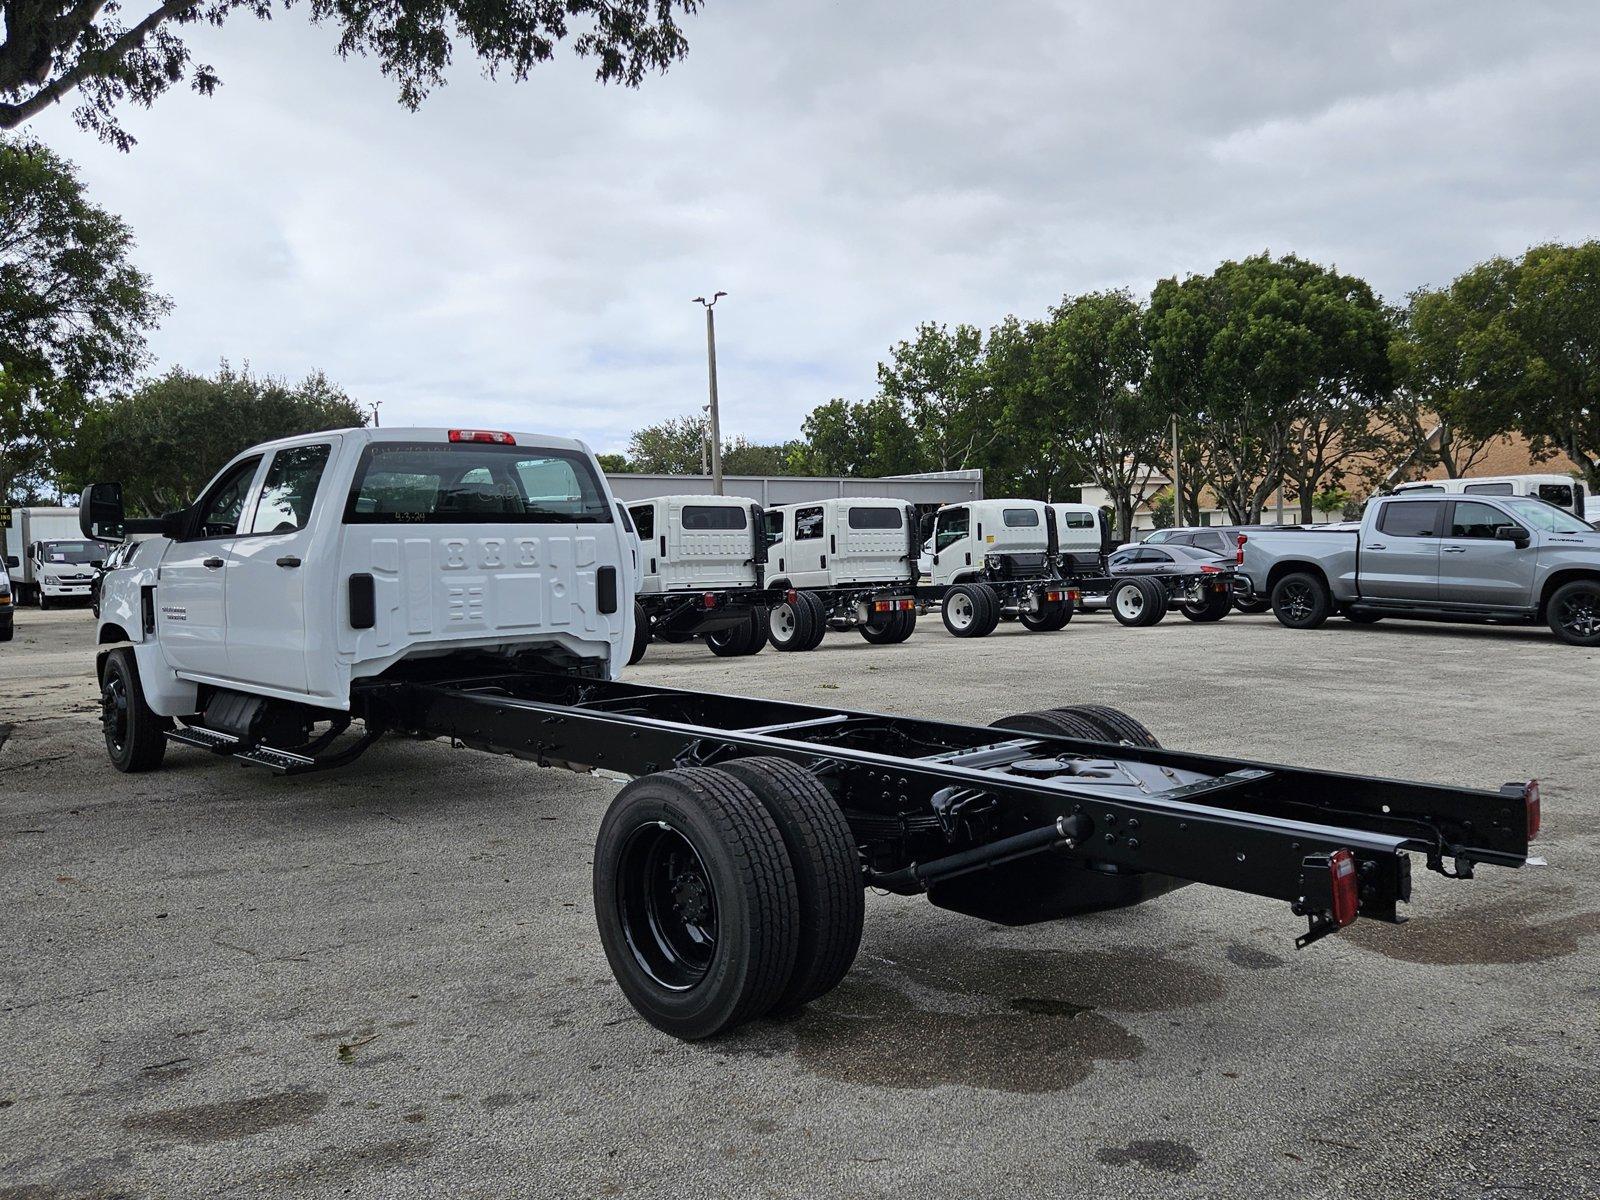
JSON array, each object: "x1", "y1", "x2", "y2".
[
  {"x1": 203, "y1": 556, "x2": 224, "y2": 569},
  {"x1": 1442, "y1": 546, "x2": 1467, "y2": 554},
  {"x1": 276, "y1": 555, "x2": 302, "y2": 568},
  {"x1": 1367, "y1": 543, "x2": 1386, "y2": 550}
]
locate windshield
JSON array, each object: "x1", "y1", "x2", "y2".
[
  {"x1": 344, "y1": 442, "x2": 613, "y2": 525},
  {"x1": 1502, "y1": 497, "x2": 1593, "y2": 534},
  {"x1": 40, "y1": 541, "x2": 105, "y2": 565}
]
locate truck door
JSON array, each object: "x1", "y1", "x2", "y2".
[
  {"x1": 1363, "y1": 500, "x2": 1442, "y2": 601},
  {"x1": 787, "y1": 505, "x2": 827, "y2": 587},
  {"x1": 226, "y1": 442, "x2": 336, "y2": 692},
  {"x1": 629, "y1": 504, "x2": 660, "y2": 594},
  {"x1": 930, "y1": 506, "x2": 971, "y2": 584},
  {"x1": 159, "y1": 455, "x2": 265, "y2": 680},
  {"x1": 1437, "y1": 500, "x2": 1538, "y2": 608},
  {"x1": 839, "y1": 503, "x2": 906, "y2": 585}
]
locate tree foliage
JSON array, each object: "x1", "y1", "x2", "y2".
[
  {"x1": 1382, "y1": 288, "x2": 1504, "y2": 481},
  {"x1": 1031, "y1": 289, "x2": 1164, "y2": 538},
  {"x1": 1148, "y1": 253, "x2": 1391, "y2": 523},
  {"x1": 0, "y1": 0, "x2": 703, "y2": 150},
  {"x1": 58, "y1": 361, "x2": 366, "y2": 513},
  {"x1": 622, "y1": 412, "x2": 803, "y2": 477},
  {"x1": 1, "y1": 134, "x2": 167, "y2": 499}
]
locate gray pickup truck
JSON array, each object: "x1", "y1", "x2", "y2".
[{"x1": 1237, "y1": 492, "x2": 1600, "y2": 645}]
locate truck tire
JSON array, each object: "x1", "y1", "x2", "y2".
[
  {"x1": 1271, "y1": 571, "x2": 1332, "y2": 630},
  {"x1": 1020, "y1": 601, "x2": 1071, "y2": 632},
  {"x1": 593, "y1": 767, "x2": 800, "y2": 1040},
  {"x1": 1110, "y1": 578, "x2": 1165, "y2": 627},
  {"x1": 0, "y1": 622, "x2": 12, "y2": 643},
  {"x1": 99, "y1": 648, "x2": 169, "y2": 773},
  {"x1": 798, "y1": 593, "x2": 829, "y2": 651},
  {"x1": 942, "y1": 584, "x2": 998, "y2": 637},
  {"x1": 628, "y1": 601, "x2": 651, "y2": 666},
  {"x1": 990, "y1": 708, "x2": 1109, "y2": 742},
  {"x1": 1180, "y1": 590, "x2": 1231, "y2": 622},
  {"x1": 769, "y1": 596, "x2": 819, "y2": 652},
  {"x1": 706, "y1": 610, "x2": 768, "y2": 657},
  {"x1": 1055, "y1": 704, "x2": 1161, "y2": 748},
  {"x1": 717, "y1": 757, "x2": 863, "y2": 1013},
  {"x1": 859, "y1": 608, "x2": 915, "y2": 644},
  {"x1": 1547, "y1": 579, "x2": 1600, "y2": 646},
  {"x1": 38, "y1": 593, "x2": 51, "y2": 610}
]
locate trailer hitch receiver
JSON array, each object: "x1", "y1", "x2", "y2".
[{"x1": 1293, "y1": 848, "x2": 1360, "y2": 949}]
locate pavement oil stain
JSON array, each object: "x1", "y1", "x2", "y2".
[
  {"x1": 739, "y1": 976, "x2": 1143, "y2": 1094},
  {"x1": 1343, "y1": 890, "x2": 1600, "y2": 965},
  {"x1": 1095, "y1": 1139, "x2": 1202, "y2": 1173},
  {"x1": 1225, "y1": 943, "x2": 1285, "y2": 970},
  {"x1": 243, "y1": 1138, "x2": 433, "y2": 1191},
  {"x1": 123, "y1": 1090, "x2": 326, "y2": 1144},
  {"x1": 894, "y1": 943, "x2": 1225, "y2": 1012}
]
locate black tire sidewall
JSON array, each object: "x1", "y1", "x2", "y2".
[
  {"x1": 1548, "y1": 581, "x2": 1600, "y2": 646},
  {"x1": 1271, "y1": 572, "x2": 1332, "y2": 629}
]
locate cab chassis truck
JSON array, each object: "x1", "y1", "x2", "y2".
[{"x1": 81, "y1": 428, "x2": 1541, "y2": 1041}]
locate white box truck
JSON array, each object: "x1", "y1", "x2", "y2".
[{"x1": 4, "y1": 506, "x2": 107, "y2": 607}]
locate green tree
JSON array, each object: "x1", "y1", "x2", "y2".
[
  {"x1": 1, "y1": 136, "x2": 168, "y2": 498},
  {"x1": 1148, "y1": 254, "x2": 1390, "y2": 524},
  {"x1": 1, "y1": 0, "x2": 703, "y2": 150},
  {"x1": 1382, "y1": 290, "x2": 1506, "y2": 480},
  {"x1": 595, "y1": 452, "x2": 629, "y2": 474},
  {"x1": 877, "y1": 322, "x2": 996, "y2": 473},
  {"x1": 800, "y1": 396, "x2": 924, "y2": 478},
  {"x1": 721, "y1": 437, "x2": 807, "y2": 476},
  {"x1": 625, "y1": 413, "x2": 706, "y2": 474},
  {"x1": 1033, "y1": 289, "x2": 1165, "y2": 539},
  {"x1": 1447, "y1": 242, "x2": 1600, "y2": 489},
  {"x1": 59, "y1": 362, "x2": 366, "y2": 513}
]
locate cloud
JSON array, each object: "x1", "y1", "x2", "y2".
[{"x1": 29, "y1": 0, "x2": 1600, "y2": 452}]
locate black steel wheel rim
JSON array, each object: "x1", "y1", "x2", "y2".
[
  {"x1": 101, "y1": 670, "x2": 129, "y2": 754},
  {"x1": 617, "y1": 822, "x2": 718, "y2": 991},
  {"x1": 1558, "y1": 593, "x2": 1600, "y2": 639},
  {"x1": 1280, "y1": 582, "x2": 1313, "y2": 621}
]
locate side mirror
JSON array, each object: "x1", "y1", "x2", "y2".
[
  {"x1": 80, "y1": 483, "x2": 127, "y2": 541},
  {"x1": 4, "y1": 555, "x2": 16, "y2": 569},
  {"x1": 160, "y1": 510, "x2": 188, "y2": 539},
  {"x1": 1496, "y1": 525, "x2": 1531, "y2": 548}
]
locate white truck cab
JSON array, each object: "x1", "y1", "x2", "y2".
[
  {"x1": 764, "y1": 498, "x2": 917, "y2": 590},
  {"x1": 629, "y1": 495, "x2": 764, "y2": 594},
  {"x1": 928, "y1": 499, "x2": 1054, "y2": 587},
  {"x1": 85, "y1": 427, "x2": 634, "y2": 771}
]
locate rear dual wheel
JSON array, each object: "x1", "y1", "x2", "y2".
[
  {"x1": 593, "y1": 761, "x2": 862, "y2": 1039},
  {"x1": 858, "y1": 608, "x2": 916, "y2": 644},
  {"x1": 705, "y1": 609, "x2": 769, "y2": 657},
  {"x1": 627, "y1": 601, "x2": 652, "y2": 666},
  {"x1": 1020, "y1": 601, "x2": 1073, "y2": 632},
  {"x1": 941, "y1": 583, "x2": 1001, "y2": 637},
  {"x1": 769, "y1": 592, "x2": 827, "y2": 652},
  {"x1": 1110, "y1": 578, "x2": 1167, "y2": 627},
  {"x1": 991, "y1": 704, "x2": 1161, "y2": 748},
  {"x1": 1180, "y1": 590, "x2": 1232, "y2": 622}
]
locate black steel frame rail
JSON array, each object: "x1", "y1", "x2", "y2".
[{"x1": 371, "y1": 672, "x2": 1530, "y2": 925}]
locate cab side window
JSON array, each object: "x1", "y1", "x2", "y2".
[
  {"x1": 1450, "y1": 501, "x2": 1518, "y2": 540},
  {"x1": 247, "y1": 445, "x2": 331, "y2": 535},
  {"x1": 1378, "y1": 500, "x2": 1442, "y2": 538},
  {"x1": 935, "y1": 507, "x2": 969, "y2": 550},
  {"x1": 629, "y1": 505, "x2": 655, "y2": 541},
  {"x1": 194, "y1": 457, "x2": 263, "y2": 539},
  {"x1": 794, "y1": 507, "x2": 824, "y2": 540}
]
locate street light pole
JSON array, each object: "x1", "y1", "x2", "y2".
[
  {"x1": 694, "y1": 292, "x2": 726, "y2": 495},
  {"x1": 1170, "y1": 413, "x2": 1182, "y2": 526}
]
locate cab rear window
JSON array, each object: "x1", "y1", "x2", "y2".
[
  {"x1": 1002, "y1": 508, "x2": 1040, "y2": 527},
  {"x1": 344, "y1": 442, "x2": 612, "y2": 524},
  {"x1": 682, "y1": 505, "x2": 747, "y2": 531},
  {"x1": 847, "y1": 506, "x2": 902, "y2": 530}
]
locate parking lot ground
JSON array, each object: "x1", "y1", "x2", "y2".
[{"x1": 1, "y1": 605, "x2": 1598, "y2": 1199}]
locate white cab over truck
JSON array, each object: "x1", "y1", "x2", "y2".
[
  {"x1": 762, "y1": 498, "x2": 921, "y2": 650},
  {"x1": 74, "y1": 425, "x2": 1542, "y2": 1043},
  {"x1": 4, "y1": 506, "x2": 106, "y2": 607},
  {"x1": 626, "y1": 494, "x2": 770, "y2": 663},
  {"x1": 924, "y1": 499, "x2": 1080, "y2": 637}
]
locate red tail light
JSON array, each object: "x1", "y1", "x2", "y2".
[
  {"x1": 1328, "y1": 848, "x2": 1359, "y2": 928},
  {"x1": 1524, "y1": 779, "x2": 1541, "y2": 840},
  {"x1": 1235, "y1": 533, "x2": 1247, "y2": 565},
  {"x1": 702, "y1": 592, "x2": 717, "y2": 609},
  {"x1": 785, "y1": 589, "x2": 798, "y2": 604},
  {"x1": 448, "y1": 429, "x2": 516, "y2": 445},
  {"x1": 1200, "y1": 563, "x2": 1225, "y2": 574}
]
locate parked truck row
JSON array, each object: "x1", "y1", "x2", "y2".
[{"x1": 74, "y1": 426, "x2": 1541, "y2": 1041}]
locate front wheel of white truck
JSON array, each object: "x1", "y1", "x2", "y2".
[{"x1": 99, "y1": 648, "x2": 169, "y2": 773}]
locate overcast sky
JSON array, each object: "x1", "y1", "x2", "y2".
[{"x1": 28, "y1": 1, "x2": 1600, "y2": 454}]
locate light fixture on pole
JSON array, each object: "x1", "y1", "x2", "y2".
[{"x1": 693, "y1": 292, "x2": 727, "y2": 495}]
